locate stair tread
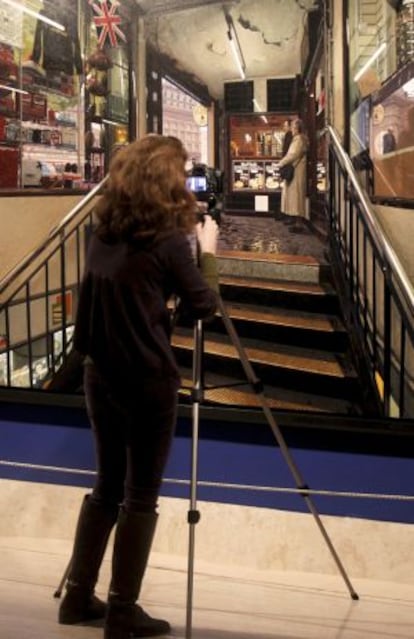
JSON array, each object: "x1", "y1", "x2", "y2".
[
  {"x1": 219, "y1": 275, "x2": 336, "y2": 296},
  {"x1": 222, "y1": 302, "x2": 346, "y2": 333},
  {"x1": 217, "y1": 250, "x2": 322, "y2": 266},
  {"x1": 172, "y1": 331, "x2": 357, "y2": 379},
  {"x1": 178, "y1": 371, "x2": 356, "y2": 414}
]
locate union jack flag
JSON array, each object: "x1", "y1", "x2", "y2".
[{"x1": 90, "y1": 0, "x2": 126, "y2": 48}]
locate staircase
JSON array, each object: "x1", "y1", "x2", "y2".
[{"x1": 173, "y1": 250, "x2": 371, "y2": 415}]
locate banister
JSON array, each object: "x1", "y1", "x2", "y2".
[
  {"x1": 0, "y1": 176, "x2": 108, "y2": 297},
  {"x1": 327, "y1": 125, "x2": 414, "y2": 313}
]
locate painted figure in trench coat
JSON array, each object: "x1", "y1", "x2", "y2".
[{"x1": 278, "y1": 118, "x2": 308, "y2": 233}]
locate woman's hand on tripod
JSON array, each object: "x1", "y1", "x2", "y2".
[{"x1": 196, "y1": 215, "x2": 218, "y2": 255}]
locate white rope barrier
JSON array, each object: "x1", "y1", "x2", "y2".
[
  {"x1": 0, "y1": 460, "x2": 94, "y2": 476},
  {"x1": 167, "y1": 478, "x2": 414, "y2": 502},
  {"x1": 1, "y1": 459, "x2": 413, "y2": 502}
]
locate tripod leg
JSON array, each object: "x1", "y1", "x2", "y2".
[
  {"x1": 186, "y1": 319, "x2": 204, "y2": 639},
  {"x1": 54, "y1": 559, "x2": 72, "y2": 598},
  {"x1": 216, "y1": 296, "x2": 359, "y2": 600}
]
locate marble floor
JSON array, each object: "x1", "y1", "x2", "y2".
[{"x1": 1, "y1": 535, "x2": 413, "y2": 639}]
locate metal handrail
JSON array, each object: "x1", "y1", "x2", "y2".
[
  {"x1": 0, "y1": 176, "x2": 108, "y2": 297},
  {"x1": 327, "y1": 125, "x2": 414, "y2": 312},
  {"x1": 328, "y1": 124, "x2": 414, "y2": 417}
]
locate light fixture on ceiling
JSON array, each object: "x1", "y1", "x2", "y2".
[
  {"x1": 353, "y1": 42, "x2": 387, "y2": 82},
  {"x1": 253, "y1": 98, "x2": 268, "y2": 123},
  {"x1": 225, "y1": 13, "x2": 246, "y2": 80},
  {"x1": 1, "y1": 0, "x2": 66, "y2": 31}
]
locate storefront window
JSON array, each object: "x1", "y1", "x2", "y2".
[
  {"x1": 0, "y1": 0, "x2": 133, "y2": 191},
  {"x1": 348, "y1": 0, "x2": 414, "y2": 203},
  {"x1": 162, "y1": 78, "x2": 208, "y2": 164},
  {"x1": 348, "y1": 0, "x2": 397, "y2": 104},
  {"x1": 0, "y1": 325, "x2": 74, "y2": 388}
]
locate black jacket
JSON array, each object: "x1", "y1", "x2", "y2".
[
  {"x1": 282, "y1": 130, "x2": 293, "y2": 157},
  {"x1": 74, "y1": 230, "x2": 217, "y2": 391}
]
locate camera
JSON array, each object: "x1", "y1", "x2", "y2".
[{"x1": 186, "y1": 163, "x2": 223, "y2": 225}]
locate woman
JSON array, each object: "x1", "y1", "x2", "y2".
[
  {"x1": 278, "y1": 118, "x2": 308, "y2": 233},
  {"x1": 58, "y1": 135, "x2": 219, "y2": 639}
]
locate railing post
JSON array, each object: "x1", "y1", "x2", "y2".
[{"x1": 382, "y1": 278, "x2": 391, "y2": 417}]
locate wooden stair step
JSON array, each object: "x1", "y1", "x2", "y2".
[
  {"x1": 218, "y1": 275, "x2": 340, "y2": 315},
  {"x1": 178, "y1": 372, "x2": 357, "y2": 414},
  {"x1": 172, "y1": 331, "x2": 357, "y2": 379},
  {"x1": 219, "y1": 275, "x2": 336, "y2": 297},
  {"x1": 222, "y1": 302, "x2": 346, "y2": 334}
]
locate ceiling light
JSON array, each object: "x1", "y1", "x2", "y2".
[
  {"x1": 353, "y1": 43, "x2": 387, "y2": 82},
  {"x1": 227, "y1": 30, "x2": 245, "y2": 80},
  {"x1": 224, "y1": 12, "x2": 246, "y2": 81},
  {"x1": 1, "y1": 0, "x2": 66, "y2": 31},
  {"x1": 253, "y1": 99, "x2": 268, "y2": 122}
]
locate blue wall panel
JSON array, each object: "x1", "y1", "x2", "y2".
[{"x1": 0, "y1": 399, "x2": 413, "y2": 524}]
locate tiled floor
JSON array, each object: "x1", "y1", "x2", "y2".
[
  {"x1": 1, "y1": 535, "x2": 414, "y2": 639},
  {"x1": 217, "y1": 214, "x2": 327, "y2": 261}
]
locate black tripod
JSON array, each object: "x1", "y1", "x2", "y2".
[{"x1": 184, "y1": 294, "x2": 358, "y2": 639}]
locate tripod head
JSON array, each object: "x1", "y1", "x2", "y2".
[
  {"x1": 187, "y1": 162, "x2": 223, "y2": 227},
  {"x1": 196, "y1": 195, "x2": 222, "y2": 226}
]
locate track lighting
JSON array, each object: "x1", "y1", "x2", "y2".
[
  {"x1": 225, "y1": 12, "x2": 246, "y2": 80},
  {"x1": 353, "y1": 43, "x2": 387, "y2": 82},
  {"x1": 1, "y1": 0, "x2": 66, "y2": 31},
  {"x1": 253, "y1": 99, "x2": 268, "y2": 122}
]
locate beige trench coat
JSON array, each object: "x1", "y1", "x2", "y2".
[{"x1": 279, "y1": 133, "x2": 308, "y2": 218}]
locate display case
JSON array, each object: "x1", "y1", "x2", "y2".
[
  {"x1": 370, "y1": 61, "x2": 414, "y2": 202},
  {"x1": 228, "y1": 113, "x2": 297, "y2": 192},
  {"x1": 20, "y1": 91, "x2": 82, "y2": 188},
  {"x1": 0, "y1": 0, "x2": 134, "y2": 192}
]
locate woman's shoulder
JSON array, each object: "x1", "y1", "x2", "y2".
[
  {"x1": 139, "y1": 229, "x2": 192, "y2": 260},
  {"x1": 155, "y1": 228, "x2": 189, "y2": 247}
]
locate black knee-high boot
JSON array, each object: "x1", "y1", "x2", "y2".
[
  {"x1": 104, "y1": 508, "x2": 170, "y2": 639},
  {"x1": 58, "y1": 494, "x2": 118, "y2": 625}
]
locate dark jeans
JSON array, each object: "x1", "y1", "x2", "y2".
[{"x1": 84, "y1": 363, "x2": 178, "y2": 514}]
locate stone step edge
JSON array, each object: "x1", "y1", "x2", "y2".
[
  {"x1": 217, "y1": 249, "x2": 322, "y2": 266},
  {"x1": 219, "y1": 275, "x2": 337, "y2": 297},
  {"x1": 216, "y1": 252, "x2": 328, "y2": 284}
]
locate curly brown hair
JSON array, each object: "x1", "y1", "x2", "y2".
[{"x1": 95, "y1": 134, "x2": 197, "y2": 242}]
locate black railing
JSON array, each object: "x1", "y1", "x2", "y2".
[
  {"x1": 0, "y1": 178, "x2": 107, "y2": 389},
  {"x1": 328, "y1": 126, "x2": 414, "y2": 418}
]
